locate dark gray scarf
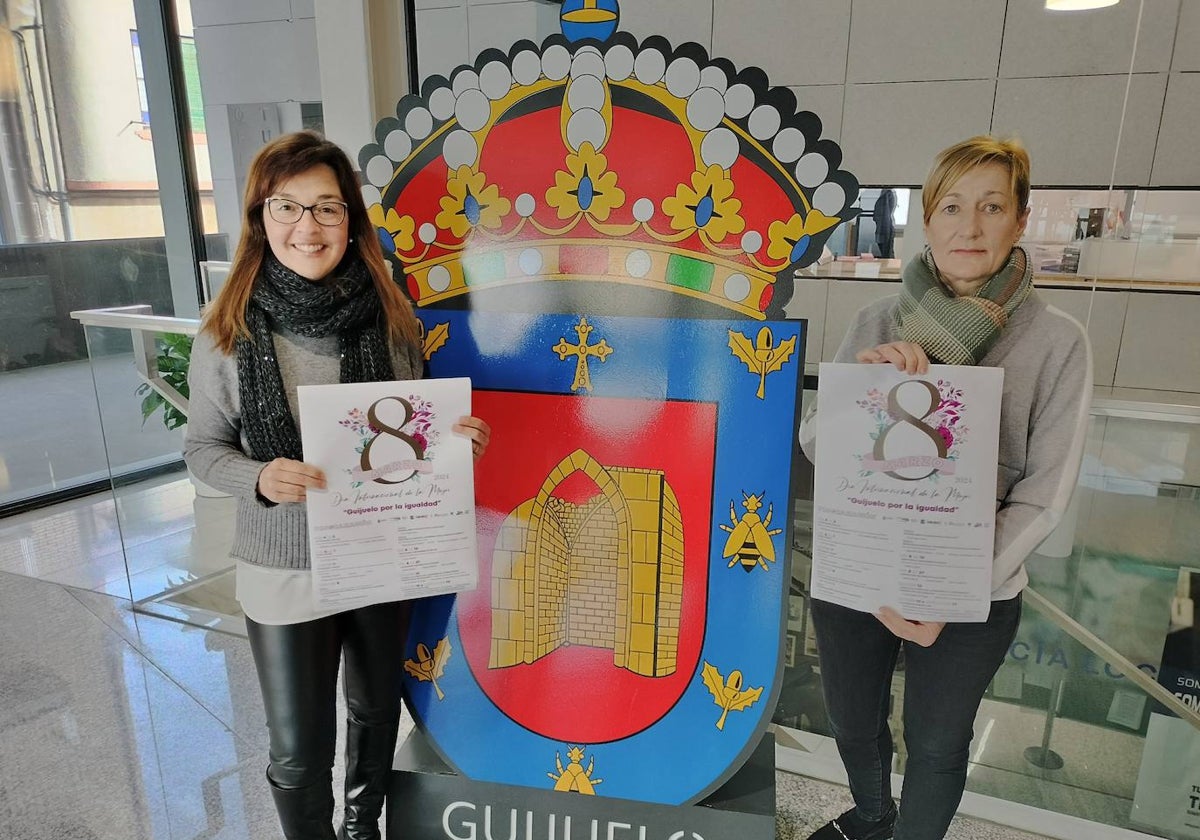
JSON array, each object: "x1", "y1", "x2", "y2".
[{"x1": 237, "y1": 254, "x2": 394, "y2": 462}]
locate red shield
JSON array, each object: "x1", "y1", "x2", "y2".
[{"x1": 455, "y1": 390, "x2": 715, "y2": 743}]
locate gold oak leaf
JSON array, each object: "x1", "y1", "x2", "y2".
[
  {"x1": 728, "y1": 328, "x2": 797, "y2": 399},
  {"x1": 404, "y1": 638, "x2": 453, "y2": 700},
  {"x1": 727, "y1": 330, "x2": 757, "y2": 370},
  {"x1": 762, "y1": 335, "x2": 797, "y2": 375},
  {"x1": 423, "y1": 322, "x2": 450, "y2": 361},
  {"x1": 701, "y1": 661, "x2": 764, "y2": 730}
]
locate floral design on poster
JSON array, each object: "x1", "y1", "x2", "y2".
[
  {"x1": 339, "y1": 396, "x2": 439, "y2": 488},
  {"x1": 856, "y1": 378, "x2": 970, "y2": 481}
]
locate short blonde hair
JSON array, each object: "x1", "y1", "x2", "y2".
[{"x1": 922, "y1": 135, "x2": 1031, "y2": 224}]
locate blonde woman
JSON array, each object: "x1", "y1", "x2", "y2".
[{"x1": 805, "y1": 136, "x2": 1091, "y2": 840}]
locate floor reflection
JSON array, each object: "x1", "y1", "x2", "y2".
[
  {"x1": 0, "y1": 487, "x2": 1052, "y2": 839},
  {"x1": 0, "y1": 474, "x2": 240, "y2": 619}
]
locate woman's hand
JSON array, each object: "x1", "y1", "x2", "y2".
[
  {"x1": 454, "y1": 416, "x2": 491, "y2": 462},
  {"x1": 876, "y1": 606, "x2": 945, "y2": 647},
  {"x1": 856, "y1": 341, "x2": 930, "y2": 375},
  {"x1": 257, "y1": 458, "x2": 326, "y2": 504}
]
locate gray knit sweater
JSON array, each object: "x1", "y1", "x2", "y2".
[
  {"x1": 801, "y1": 290, "x2": 1093, "y2": 599},
  {"x1": 183, "y1": 327, "x2": 424, "y2": 570}
]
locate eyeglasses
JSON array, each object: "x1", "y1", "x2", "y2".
[{"x1": 264, "y1": 197, "x2": 348, "y2": 226}]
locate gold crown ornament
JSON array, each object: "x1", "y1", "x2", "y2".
[{"x1": 359, "y1": 2, "x2": 859, "y2": 319}]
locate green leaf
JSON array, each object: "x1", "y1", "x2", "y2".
[
  {"x1": 164, "y1": 407, "x2": 187, "y2": 430},
  {"x1": 133, "y1": 332, "x2": 195, "y2": 430},
  {"x1": 140, "y1": 393, "x2": 164, "y2": 425}
]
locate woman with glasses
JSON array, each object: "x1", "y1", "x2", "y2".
[{"x1": 184, "y1": 131, "x2": 490, "y2": 840}]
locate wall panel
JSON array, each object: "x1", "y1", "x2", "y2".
[
  {"x1": 712, "y1": 0, "x2": 850, "y2": 86},
  {"x1": 619, "y1": 0, "x2": 714, "y2": 50},
  {"x1": 841, "y1": 80, "x2": 995, "y2": 185},
  {"x1": 999, "y1": 0, "x2": 1178, "y2": 77},
  {"x1": 992, "y1": 74, "x2": 1166, "y2": 185},
  {"x1": 1151, "y1": 73, "x2": 1200, "y2": 187},
  {"x1": 847, "y1": 0, "x2": 1004, "y2": 83}
]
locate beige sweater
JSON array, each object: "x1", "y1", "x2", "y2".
[
  {"x1": 183, "y1": 327, "x2": 423, "y2": 570},
  {"x1": 802, "y1": 291, "x2": 1093, "y2": 599}
]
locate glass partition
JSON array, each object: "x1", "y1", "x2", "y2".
[
  {"x1": 0, "y1": 235, "x2": 228, "y2": 511},
  {"x1": 0, "y1": 0, "x2": 229, "y2": 512},
  {"x1": 777, "y1": 394, "x2": 1200, "y2": 839},
  {"x1": 74, "y1": 316, "x2": 238, "y2": 628}
]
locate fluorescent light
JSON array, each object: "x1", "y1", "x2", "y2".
[{"x1": 1045, "y1": 0, "x2": 1119, "y2": 9}]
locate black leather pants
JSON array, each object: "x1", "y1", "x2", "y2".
[{"x1": 246, "y1": 601, "x2": 409, "y2": 840}]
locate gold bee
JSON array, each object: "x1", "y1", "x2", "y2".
[
  {"x1": 719, "y1": 492, "x2": 782, "y2": 573},
  {"x1": 728, "y1": 326, "x2": 796, "y2": 399},
  {"x1": 701, "y1": 662, "x2": 763, "y2": 730},
  {"x1": 547, "y1": 745, "x2": 603, "y2": 794}
]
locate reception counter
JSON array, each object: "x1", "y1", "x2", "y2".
[{"x1": 790, "y1": 265, "x2": 1200, "y2": 396}]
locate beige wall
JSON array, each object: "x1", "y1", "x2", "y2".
[
  {"x1": 67, "y1": 195, "x2": 218, "y2": 241},
  {"x1": 43, "y1": 1, "x2": 156, "y2": 185},
  {"x1": 30, "y1": 0, "x2": 212, "y2": 240},
  {"x1": 412, "y1": 0, "x2": 1197, "y2": 189}
]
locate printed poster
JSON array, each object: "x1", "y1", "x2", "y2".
[
  {"x1": 811, "y1": 363, "x2": 1003, "y2": 622},
  {"x1": 297, "y1": 377, "x2": 477, "y2": 611},
  {"x1": 1132, "y1": 569, "x2": 1200, "y2": 837}
]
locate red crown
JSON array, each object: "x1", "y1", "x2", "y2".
[{"x1": 359, "y1": 33, "x2": 859, "y2": 319}]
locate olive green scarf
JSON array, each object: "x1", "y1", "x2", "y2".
[{"x1": 896, "y1": 246, "x2": 1032, "y2": 365}]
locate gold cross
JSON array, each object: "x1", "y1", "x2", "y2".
[{"x1": 553, "y1": 316, "x2": 613, "y2": 392}]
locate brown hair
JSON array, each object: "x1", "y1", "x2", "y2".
[
  {"x1": 922, "y1": 135, "x2": 1031, "y2": 225},
  {"x1": 201, "y1": 130, "x2": 420, "y2": 353}
]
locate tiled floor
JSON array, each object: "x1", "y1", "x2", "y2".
[
  {"x1": 774, "y1": 771, "x2": 1044, "y2": 840},
  {"x1": 0, "y1": 570, "x2": 1050, "y2": 840},
  {"x1": 0, "y1": 491, "x2": 1054, "y2": 839}
]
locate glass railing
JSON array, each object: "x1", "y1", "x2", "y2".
[
  {"x1": 777, "y1": 394, "x2": 1200, "y2": 840},
  {"x1": 70, "y1": 307, "x2": 240, "y2": 630},
  {"x1": 0, "y1": 235, "x2": 229, "y2": 511}
]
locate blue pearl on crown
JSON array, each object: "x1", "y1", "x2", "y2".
[
  {"x1": 377, "y1": 228, "x2": 395, "y2": 254},
  {"x1": 790, "y1": 235, "x2": 811, "y2": 264},
  {"x1": 577, "y1": 175, "x2": 595, "y2": 211},
  {"x1": 560, "y1": 0, "x2": 620, "y2": 44},
  {"x1": 464, "y1": 194, "x2": 482, "y2": 226}
]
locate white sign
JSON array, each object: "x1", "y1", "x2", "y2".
[
  {"x1": 1133, "y1": 713, "x2": 1200, "y2": 837},
  {"x1": 298, "y1": 377, "x2": 478, "y2": 611},
  {"x1": 811, "y1": 363, "x2": 1003, "y2": 622}
]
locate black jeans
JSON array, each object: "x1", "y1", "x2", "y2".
[
  {"x1": 810, "y1": 595, "x2": 1021, "y2": 840},
  {"x1": 246, "y1": 601, "x2": 409, "y2": 840}
]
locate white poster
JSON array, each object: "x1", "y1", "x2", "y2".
[
  {"x1": 1132, "y1": 569, "x2": 1200, "y2": 838},
  {"x1": 298, "y1": 377, "x2": 478, "y2": 611},
  {"x1": 811, "y1": 363, "x2": 1003, "y2": 623},
  {"x1": 1133, "y1": 713, "x2": 1200, "y2": 837}
]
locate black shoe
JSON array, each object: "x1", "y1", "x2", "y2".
[
  {"x1": 267, "y1": 769, "x2": 336, "y2": 840},
  {"x1": 806, "y1": 805, "x2": 896, "y2": 840},
  {"x1": 339, "y1": 719, "x2": 400, "y2": 840}
]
